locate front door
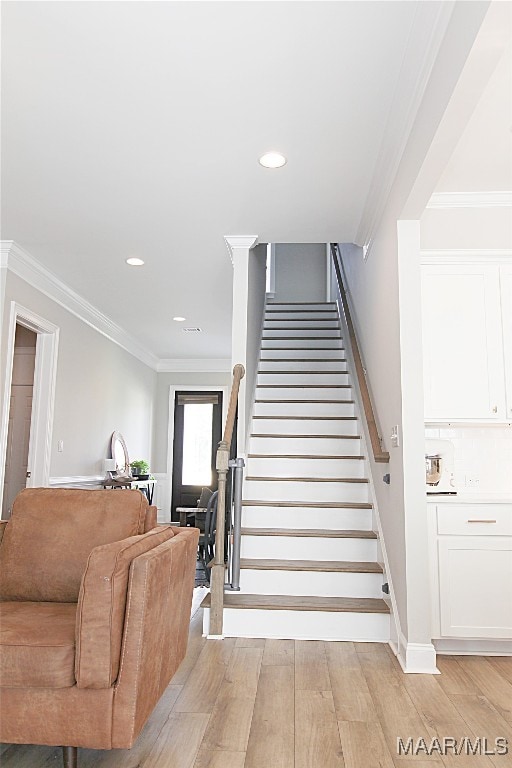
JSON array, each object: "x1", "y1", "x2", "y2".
[{"x1": 171, "y1": 391, "x2": 223, "y2": 521}]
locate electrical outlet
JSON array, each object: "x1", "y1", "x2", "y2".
[
  {"x1": 390, "y1": 425, "x2": 400, "y2": 448},
  {"x1": 465, "y1": 475, "x2": 480, "y2": 488}
]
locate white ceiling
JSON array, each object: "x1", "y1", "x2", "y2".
[{"x1": 1, "y1": 1, "x2": 472, "y2": 360}]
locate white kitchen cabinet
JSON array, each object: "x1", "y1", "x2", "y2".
[
  {"x1": 500, "y1": 265, "x2": 512, "y2": 420},
  {"x1": 421, "y1": 264, "x2": 506, "y2": 422},
  {"x1": 429, "y1": 503, "x2": 512, "y2": 641}
]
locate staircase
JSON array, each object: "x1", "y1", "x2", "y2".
[{"x1": 203, "y1": 301, "x2": 390, "y2": 642}]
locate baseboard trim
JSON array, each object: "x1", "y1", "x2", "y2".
[
  {"x1": 434, "y1": 638, "x2": 512, "y2": 656},
  {"x1": 394, "y1": 633, "x2": 439, "y2": 673}
]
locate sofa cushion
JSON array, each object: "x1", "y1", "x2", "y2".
[
  {"x1": 75, "y1": 525, "x2": 175, "y2": 689},
  {"x1": 0, "y1": 602, "x2": 77, "y2": 688},
  {"x1": 0, "y1": 488, "x2": 149, "y2": 603}
]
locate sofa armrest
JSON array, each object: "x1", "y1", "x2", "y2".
[
  {"x1": 144, "y1": 505, "x2": 157, "y2": 532},
  {"x1": 0, "y1": 521, "x2": 7, "y2": 545},
  {"x1": 111, "y1": 527, "x2": 199, "y2": 749},
  {"x1": 75, "y1": 526, "x2": 175, "y2": 689}
]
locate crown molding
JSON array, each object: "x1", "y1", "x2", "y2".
[
  {"x1": 1, "y1": 240, "x2": 159, "y2": 370},
  {"x1": 157, "y1": 358, "x2": 231, "y2": 373},
  {"x1": 224, "y1": 235, "x2": 259, "y2": 265},
  {"x1": 355, "y1": 2, "x2": 455, "y2": 247},
  {"x1": 427, "y1": 191, "x2": 512, "y2": 209},
  {"x1": 421, "y1": 248, "x2": 512, "y2": 264}
]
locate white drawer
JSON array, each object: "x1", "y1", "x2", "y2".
[{"x1": 437, "y1": 504, "x2": 512, "y2": 536}]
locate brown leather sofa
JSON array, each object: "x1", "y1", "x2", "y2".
[{"x1": 0, "y1": 487, "x2": 199, "y2": 767}]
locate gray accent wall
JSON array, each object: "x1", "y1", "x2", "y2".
[{"x1": 274, "y1": 244, "x2": 327, "y2": 302}]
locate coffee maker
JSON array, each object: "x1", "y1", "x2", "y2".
[{"x1": 425, "y1": 438, "x2": 457, "y2": 495}]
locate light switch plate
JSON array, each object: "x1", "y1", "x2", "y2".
[{"x1": 390, "y1": 425, "x2": 400, "y2": 448}]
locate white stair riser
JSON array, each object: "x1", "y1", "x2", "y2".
[
  {"x1": 243, "y1": 479, "x2": 369, "y2": 504},
  {"x1": 262, "y1": 339, "x2": 343, "y2": 349},
  {"x1": 255, "y1": 386, "x2": 352, "y2": 400},
  {"x1": 246, "y1": 456, "x2": 365, "y2": 478},
  {"x1": 240, "y1": 535, "x2": 377, "y2": 561},
  {"x1": 239, "y1": 569, "x2": 383, "y2": 599},
  {"x1": 241, "y1": 506, "x2": 373, "y2": 530},
  {"x1": 265, "y1": 312, "x2": 339, "y2": 321},
  {"x1": 263, "y1": 329, "x2": 341, "y2": 338},
  {"x1": 267, "y1": 303, "x2": 336, "y2": 312},
  {"x1": 251, "y1": 417, "x2": 358, "y2": 435},
  {"x1": 259, "y1": 360, "x2": 348, "y2": 372},
  {"x1": 203, "y1": 607, "x2": 390, "y2": 642},
  {"x1": 253, "y1": 401, "x2": 355, "y2": 417},
  {"x1": 249, "y1": 436, "x2": 361, "y2": 454},
  {"x1": 257, "y1": 373, "x2": 350, "y2": 385},
  {"x1": 261, "y1": 348, "x2": 344, "y2": 359}
]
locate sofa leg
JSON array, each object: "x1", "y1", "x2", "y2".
[{"x1": 62, "y1": 746, "x2": 77, "y2": 767}]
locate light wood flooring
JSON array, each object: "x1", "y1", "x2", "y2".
[{"x1": 2, "y1": 592, "x2": 512, "y2": 767}]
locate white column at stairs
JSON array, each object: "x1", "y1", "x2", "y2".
[{"x1": 225, "y1": 235, "x2": 258, "y2": 453}]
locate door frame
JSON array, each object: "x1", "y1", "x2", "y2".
[
  {"x1": 0, "y1": 302, "x2": 59, "y2": 495},
  {"x1": 165, "y1": 384, "x2": 228, "y2": 522}
]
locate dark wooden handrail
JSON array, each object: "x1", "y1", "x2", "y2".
[
  {"x1": 330, "y1": 244, "x2": 390, "y2": 464},
  {"x1": 209, "y1": 363, "x2": 245, "y2": 636}
]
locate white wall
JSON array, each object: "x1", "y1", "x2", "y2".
[
  {"x1": 1, "y1": 271, "x2": 157, "y2": 481},
  {"x1": 274, "y1": 244, "x2": 327, "y2": 302},
  {"x1": 244, "y1": 244, "x2": 267, "y2": 445},
  {"x1": 421, "y1": 207, "x2": 512, "y2": 251}
]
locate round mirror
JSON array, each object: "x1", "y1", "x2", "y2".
[{"x1": 110, "y1": 431, "x2": 129, "y2": 475}]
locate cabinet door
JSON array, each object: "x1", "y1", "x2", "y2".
[
  {"x1": 438, "y1": 536, "x2": 512, "y2": 638},
  {"x1": 422, "y1": 265, "x2": 505, "y2": 420},
  {"x1": 500, "y1": 265, "x2": 512, "y2": 420}
]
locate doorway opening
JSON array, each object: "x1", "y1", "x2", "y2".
[
  {"x1": 0, "y1": 303, "x2": 59, "y2": 519},
  {"x1": 2, "y1": 325, "x2": 37, "y2": 518},
  {"x1": 171, "y1": 391, "x2": 223, "y2": 521}
]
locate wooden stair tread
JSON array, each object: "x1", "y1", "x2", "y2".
[
  {"x1": 201, "y1": 593, "x2": 389, "y2": 614},
  {"x1": 240, "y1": 558, "x2": 383, "y2": 573},
  {"x1": 253, "y1": 415, "x2": 356, "y2": 420},
  {"x1": 261, "y1": 336, "x2": 342, "y2": 340},
  {"x1": 248, "y1": 454, "x2": 364, "y2": 459},
  {"x1": 256, "y1": 384, "x2": 351, "y2": 388},
  {"x1": 260, "y1": 359, "x2": 345, "y2": 363},
  {"x1": 241, "y1": 527, "x2": 377, "y2": 538},
  {"x1": 265, "y1": 309, "x2": 338, "y2": 314},
  {"x1": 255, "y1": 399, "x2": 355, "y2": 404},
  {"x1": 245, "y1": 476, "x2": 368, "y2": 483},
  {"x1": 258, "y1": 371, "x2": 348, "y2": 376},
  {"x1": 260, "y1": 347, "x2": 345, "y2": 351},
  {"x1": 242, "y1": 499, "x2": 371, "y2": 509},
  {"x1": 251, "y1": 433, "x2": 361, "y2": 439}
]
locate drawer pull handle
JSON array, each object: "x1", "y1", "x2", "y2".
[{"x1": 467, "y1": 519, "x2": 497, "y2": 524}]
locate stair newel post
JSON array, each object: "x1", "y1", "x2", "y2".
[{"x1": 209, "y1": 439, "x2": 230, "y2": 636}]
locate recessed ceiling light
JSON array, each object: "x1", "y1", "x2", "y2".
[
  {"x1": 173, "y1": 316, "x2": 186, "y2": 322},
  {"x1": 259, "y1": 152, "x2": 287, "y2": 169},
  {"x1": 126, "y1": 257, "x2": 144, "y2": 266}
]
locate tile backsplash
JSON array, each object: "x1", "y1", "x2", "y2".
[{"x1": 425, "y1": 426, "x2": 512, "y2": 495}]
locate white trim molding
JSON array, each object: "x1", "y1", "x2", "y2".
[
  {"x1": 49, "y1": 475, "x2": 105, "y2": 488},
  {"x1": 421, "y1": 249, "x2": 512, "y2": 264},
  {"x1": 1, "y1": 241, "x2": 159, "y2": 370},
  {"x1": 224, "y1": 235, "x2": 259, "y2": 266},
  {"x1": 394, "y1": 633, "x2": 439, "y2": 674},
  {"x1": 427, "y1": 191, "x2": 512, "y2": 209},
  {"x1": 157, "y1": 358, "x2": 231, "y2": 373},
  {"x1": 433, "y1": 638, "x2": 512, "y2": 656}
]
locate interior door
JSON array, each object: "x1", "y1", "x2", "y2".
[{"x1": 171, "y1": 391, "x2": 223, "y2": 521}]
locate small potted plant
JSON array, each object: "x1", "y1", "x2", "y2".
[{"x1": 130, "y1": 460, "x2": 150, "y2": 479}]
